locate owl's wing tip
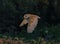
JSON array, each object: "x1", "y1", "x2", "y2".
[
  {"x1": 37, "y1": 16, "x2": 41, "y2": 19},
  {"x1": 27, "y1": 31, "x2": 33, "y2": 33}
]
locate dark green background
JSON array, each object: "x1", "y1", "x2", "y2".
[{"x1": 0, "y1": 0, "x2": 60, "y2": 41}]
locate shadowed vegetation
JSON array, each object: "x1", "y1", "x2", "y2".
[{"x1": 0, "y1": 0, "x2": 60, "y2": 44}]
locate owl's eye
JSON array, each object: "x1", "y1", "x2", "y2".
[
  {"x1": 24, "y1": 15, "x2": 29, "y2": 18},
  {"x1": 24, "y1": 15, "x2": 29, "y2": 19},
  {"x1": 27, "y1": 17, "x2": 30, "y2": 20},
  {"x1": 25, "y1": 16, "x2": 28, "y2": 18}
]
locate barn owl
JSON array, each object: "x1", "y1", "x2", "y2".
[{"x1": 19, "y1": 14, "x2": 40, "y2": 33}]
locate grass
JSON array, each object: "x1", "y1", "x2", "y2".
[
  {"x1": 0, "y1": 24, "x2": 60, "y2": 44},
  {"x1": 0, "y1": 37, "x2": 56, "y2": 44}
]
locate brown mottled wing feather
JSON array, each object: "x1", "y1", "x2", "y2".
[{"x1": 27, "y1": 16, "x2": 38, "y2": 33}]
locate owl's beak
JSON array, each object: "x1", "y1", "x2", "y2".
[{"x1": 19, "y1": 19, "x2": 28, "y2": 27}]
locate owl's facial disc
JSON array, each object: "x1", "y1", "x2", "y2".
[{"x1": 24, "y1": 15, "x2": 30, "y2": 19}]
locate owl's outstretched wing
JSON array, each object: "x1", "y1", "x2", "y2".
[
  {"x1": 19, "y1": 19, "x2": 28, "y2": 27},
  {"x1": 27, "y1": 16, "x2": 38, "y2": 33}
]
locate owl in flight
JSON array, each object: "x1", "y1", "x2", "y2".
[{"x1": 19, "y1": 14, "x2": 40, "y2": 33}]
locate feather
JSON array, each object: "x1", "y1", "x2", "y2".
[
  {"x1": 19, "y1": 19, "x2": 28, "y2": 27},
  {"x1": 19, "y1": 14, "x2": 40, "y2": 33}
]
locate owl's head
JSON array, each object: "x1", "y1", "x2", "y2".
[
  {"x1": 24, "y1": 14, "x2": 30, "y2": 18},
  {"x1": 24, "y1": 14, "x2": 40, "y2": 19}
]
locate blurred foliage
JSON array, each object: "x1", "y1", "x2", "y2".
[{"x1": 0, "y1": 0, "x2": 60, "y2": 43}]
